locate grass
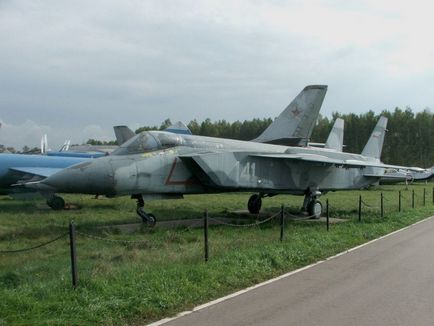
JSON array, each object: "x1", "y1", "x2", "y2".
[{"x1": 0, "y1": 183, "x2": 434, "y2": 325}]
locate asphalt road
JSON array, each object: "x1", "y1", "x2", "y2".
[{"x1": 157, "y1": 216, "x2": 434, "y2": 326}]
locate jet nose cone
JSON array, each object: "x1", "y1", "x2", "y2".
[{"x1": 42, "y1": 159, "x2": 115, "y2": 195}]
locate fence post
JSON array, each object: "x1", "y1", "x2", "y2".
[
  {"x1": 280, "y1": 205, "x2": 284, "y2": 241},
  {"x1": 398, "y1": 191, "x2": 401, "y2": 212},
  {"x1": 204, "y1": 209, "x2": 209, "y2": 262},
  {"x1": 358, "y1": 195, "x2": 362, "y2": 222},
  {"x1": 69, "y1": 221, "x2": 78, "y2": 288},
  {"x1": 412, "y1": 189, "x2": 415, "y2": 209},
  {"x1": 423, "y1": 188, "x2": 426, "y2": 206},
  {"x1": 380, "y1": 192, "x2": 384, "y2": 218},
  {"x1": 326, "y1": 199, "x2": 329, "y2": 231}
]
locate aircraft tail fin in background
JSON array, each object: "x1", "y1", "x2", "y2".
[
  {"x1": 40, "y1": 134, "x2": 48, "y2": 154},
  {"x1": 165, "y1": 121, "x2": 192, "y2": 135},
  {"x1": 361, "y1": 116, "x2": 388, "y2": 159},
  {"x1": 252, "y1": 85, "x2": 328, "y2": 146},
  {"x1": 59, "y1": 140, "x2": 71, "y2": 152},
  {"x1": 114, "y1": 126, "x2": 136, "y2": 145},
  {"x1": 324, "y1": 118, "x2": 344, "y2": 151}
]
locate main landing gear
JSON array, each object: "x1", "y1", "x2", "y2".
[
  {"x1": 132, "y1": 194, "x2": 156, "y2": 227},
  {"x1": 46, "y1": 195, "x2": 65, "y2": 210},
  {"x1": 247, "y1": 194, "x2": 263, "y2": 214},
  {"x1": 302, "y1": 189, "x2": 323, "y2": 219}
]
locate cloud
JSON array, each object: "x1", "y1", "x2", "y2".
[{"x1": 0, "y1": 0, "x2": 433, "y2": 148}]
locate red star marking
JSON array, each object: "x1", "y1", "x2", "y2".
[{"x1": 292, "y1": 107, "x2": 302, "y2": 117}]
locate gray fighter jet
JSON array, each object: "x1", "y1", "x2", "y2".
[{"x1": 28, "y1": 87, "x2": 397, "y2": 225}]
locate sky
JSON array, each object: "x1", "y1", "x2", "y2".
[{"x1": 1, "y1": 0, "x2": 434, "y2": 149}]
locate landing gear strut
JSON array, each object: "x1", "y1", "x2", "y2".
[
  {"x1": 46, "y1": 195, "x2": 65, "y2": 210},
  {"x1": 302, "y1": 189, "x2": 322, "y2": 219},
  {"x1": 132, "y1": 194, "x2": 156, "y2": 227},
  {"x1": 247, "y1": 194, "x2": 262, "y2": 214}
]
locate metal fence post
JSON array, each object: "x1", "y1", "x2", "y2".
[
  {"x1": 204, "y1": 209, "x2": 209, "y2": 262},
  {"x1": 280, "y1": 205, "x2": 284, "y2": 241},
  {"x1": 69, "y1": 221, "x2": 78, "y2": 288},
  {"x1": 412, "y1": 189, "x2": 415, "y2": 208},
  {"x1": 380, "y1": 192, "x2": 384, "y2": 218},
  {"x1": 398, "y1": 190, "x2": 401, "y2": 212},
  {"x1": 326, "y1": 199, "x2": 329, "y2": 231},
  {"x1": 358, "y1": 195, "x2": 362, "y2": 222}
]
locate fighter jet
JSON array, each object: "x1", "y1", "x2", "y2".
[
  {"x1": 29, "y1": 87, "x2": 402, "y2": 225},
  {"x1": 0, "y1": 153, "x2": 88, "y2": 207}
]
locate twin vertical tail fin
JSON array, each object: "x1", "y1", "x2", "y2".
[
  {"x1": 361, "y1": 116, "x2": 388, "y2": 159},
  {"x1": 252, "y1": 85, "x2": 328, "y2": 146},
  {"x1": 114, "y1": 126, "x2": 136, "y2": 145},
  {"x1": 164, "y1": 121, "x2": 192, "y2": 135},
  {"x1": 59, "y1": 140, "x2": 71, "y2": 152},
  {"x1": 324, "y1": 118, "x2": 344, "y2": 151}
]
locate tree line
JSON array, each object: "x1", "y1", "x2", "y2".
[
  {"x1": 134, "y1": 107, "x2": 433, "y2": 167},
  {"x1": 2, "y1": 107, "x2": 432, "y2": 167}
]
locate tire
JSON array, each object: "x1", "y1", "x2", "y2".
[
  {"x1": 146, "y1": 213, "x2": 157, "y2": 227},
  {"x1": 308, "y1": 200, "x2": 322, "y2": 219},
  {"x1": 247, "y1": 194, "x2": 262, "y2": 214},
  {"x1": 136, "y1": 208, "x2": 157, "y2": 227},
  {"x1": 47, "y1": 196, "x2": 65, "y2": 210}
]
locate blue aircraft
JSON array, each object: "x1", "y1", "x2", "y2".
[{"x1": 0, "y1": 153, "x2": 89, "y2": 209}]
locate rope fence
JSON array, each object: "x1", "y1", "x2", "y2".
[
  {"x1": 0, "y1": 232, "x2": 68, "y2": 254},
  {"x1": 1, "y1": 187, "x2": 432, "y2": 287},
  {"x1": 208, "y1": 212, "x2": 279, "y2": 228}
]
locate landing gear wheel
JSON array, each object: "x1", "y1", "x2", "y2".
[
  {"x1": 248, "y1": 194, "x2": 262, "y2": 214},
  {"x1": 308, "y1": 200, "x2": 322, "y2": 219},
  {"x1": 136, "y1": 208, "x2": 157, "y2": 227},
  {"x1": 47, "y1": 195, "x2": 65, "y2": 210}
]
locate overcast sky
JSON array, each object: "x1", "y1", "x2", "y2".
[{"x1": 1, "y1": 0, "x2": 433, "y2": 149}]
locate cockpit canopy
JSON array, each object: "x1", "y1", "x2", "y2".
[{"x1": 112, "y1": 131, "x2": 184, "y2": 155}]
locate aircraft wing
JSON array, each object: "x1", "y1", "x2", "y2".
[
  {"x1": 259, "y1": 154, "x2": 416, "y2": 170},
  {"x1": 250, "y1": 154, "x2": 395, "y2": 168},
  {"x1": 250, "y1": 153, "x2": 344, "y2": 165},
  {"x1": 179, "y1": 151, "x2": 411, "y2": 190}
]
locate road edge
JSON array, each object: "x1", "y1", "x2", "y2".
[{"x1": 148, "y1": 214, "x2": 434, "y2": 326}]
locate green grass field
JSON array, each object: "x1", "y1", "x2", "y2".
[{"x1": 1, "y1": 183, "x2": 434, "y2": 325}]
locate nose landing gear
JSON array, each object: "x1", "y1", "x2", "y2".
[{"x1": 132, "y1": 194, "x2": 156, "y2": 227}]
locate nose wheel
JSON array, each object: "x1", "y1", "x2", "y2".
[
  {"x1": 136, "y1": 208, "x2": 156, "y2": 227},
  {"x1": 132, "y1": 194, "x2": 157, "y2": 227}
]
